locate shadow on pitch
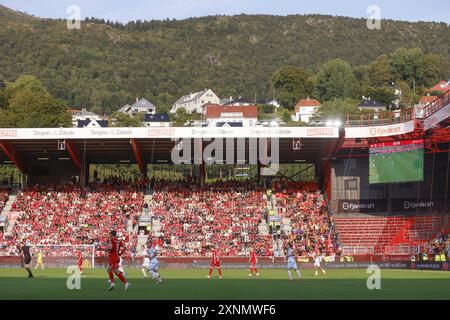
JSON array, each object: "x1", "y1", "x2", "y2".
[{"x1": 0, "y1": 277, "x2": 449, "y2": 300}]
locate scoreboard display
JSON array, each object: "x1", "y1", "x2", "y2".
[{"x1": 369, "y1": 139, "x2": 424, "y2": 184}]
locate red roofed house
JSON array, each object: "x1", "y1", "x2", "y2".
[
  {"x1": 428, "y1": 80, "x2": 450, "y2": 94},
  {"x1": 414, "y1": 95, "x2": 438, "y2": 118},
  {"x1": 419, "y1": 95, "x2": 437, "y2": 105},
  {"x1": 294, "y1": 98, "x2": 321, "y2": 123},
  {"x1": 204, "y1": 104, "x2": 258, "y2": 127}
]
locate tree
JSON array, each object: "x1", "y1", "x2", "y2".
[
  {"x1": 0, "y1": 83, "x2": 7, "y2": 109},
  {"x1": 285, "y1": 120, "x2": 308, "y2": 127},
  {"x1": 0, "y1": 75, "x2": 71, "y2": 128},
  {"x1": 272, "y1": 66, "x2": 314, "y2": 110},
  {"x1": 311, "y1": 98, "x2": 360, "y2": 123},
  {"x1": 260, "y1": 104, "x2": 275, "y2": 114},
  {"x1": 390, "y1": 48, "x2": 426, "y2": 91},
  {"x1": 257, "y1": 104, "x2": 276, "y2": 120},
  {"x1": 6, "y1": 75, "x2": 47, "y2": 96},
  {"x1": 172, "y1": 109, "x2": 202, "y2": 126},
  {"x1": 369, "y1": 54, "x2": 392, "y2": 87},
  {"x1": 277, "y1": 107, "x2": 292, "y2": 123},
  {"x1": 353, "y1": 65, "x2": 371, "y2": 93},
  {"x1": 364, "y1": 87, "x2": 397, "y2": 106},
  {"x1": 423, "y1": 53, "x2": 450, "y2": 87},
  {"x1": 315, "y1": 59, "x2": 360, "y2": 101},
  {"x1": 110, "y1": 112, "x2": 143, "y2": 127},
  {"x1": 395, "y1": 80, "x2": 415, "y2": 107}
]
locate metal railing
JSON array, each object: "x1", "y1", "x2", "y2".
[
  {"x1": 384, "y1": 245, "x2": 418, "y2": 255},
  {"x1": 417, "y1": 88, "x2": 450, "y2": 119},
  {"x1": 342, "y1": 246, "x2": 375, "y2": 255},
  {"x1": 345, "y1": 111, "x2": 413, "y2": 127}
]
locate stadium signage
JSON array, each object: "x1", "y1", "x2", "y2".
[
  {"x1": 327, "y1": 262, "x2": 409, "y2": 269},
  {"x1": 345, "y1": 120, "x2": 415, "y2": 138},
  {"x1": 306, "y1": 128, "x2": 335, "y2": 137},
  {"x1": 337, "y1": 199, "x2": 387, "y2": 213},
  {"x1": 369, "y1": 139, "x2": 423, "y2": 149},
  {"x1": 423, "y1": 103, "x2": 450, "y2": 130},
  {"x1": 0, "y1": 127, "x2": 339, "y2": 139},
  {"x1": 0, "y1": 129, "x2": 17, "y2": 137},
  {"x1": 413, "y1": 262, "x2": 449, "y2": 271},
  {"x1": 403, "y1": 200, "x2": 434, "y2": 210},
  {"x1": 148, "y1": 128, "x2": 177, "y2": 137},
  {"x1": 391, "y1": 198, "x2": 445, "y2": 213}
]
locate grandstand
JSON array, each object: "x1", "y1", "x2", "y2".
[{"x1": 0, "y1": 89, "x2": 449, "y2": 265}]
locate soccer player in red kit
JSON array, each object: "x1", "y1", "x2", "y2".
[
  {"x1": 206, "y1": 247, "x2": 222, "y2": 279},
  {"x1": 106, "y1": 230, "x2": 130, "y2": 291},
  {"x1": 248, "y1": 248, "x2": 260, "y2": 277},
  {"x1": 77, "y1": 250, "x2": 83, "y2": 274}
]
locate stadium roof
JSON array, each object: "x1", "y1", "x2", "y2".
[
  {"x1": 0, "y1": 136, "x2": 340, "y2": 166},
  {"x1": 0, "y1": 127, "x2": 347, "y2": 171},
  {"x1": 1, "y1": 117, "x2": 448, "y2": 172}
]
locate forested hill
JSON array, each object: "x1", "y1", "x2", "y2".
[{"x1": 1, "y1": 4, "x2": 450, "y2": 113}]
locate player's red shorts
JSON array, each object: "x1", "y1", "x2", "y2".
[
  {"x1": 108, "y1": 254, "x2": 120, "y2": 270},
  {"x1": 211, "y1": 261, "x2": 221, "y2": 268}
]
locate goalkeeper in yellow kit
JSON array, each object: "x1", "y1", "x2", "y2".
[{"x1": 35, "y1": 251, "x2": 45, "y2": 270}]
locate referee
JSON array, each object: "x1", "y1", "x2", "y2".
[{"x1": 18, "y1": 242, "x2": 34, "y2": 278}]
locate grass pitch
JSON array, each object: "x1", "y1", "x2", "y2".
[{"x1": 0, "y1": 268, "x2": 449, "y2": 300}]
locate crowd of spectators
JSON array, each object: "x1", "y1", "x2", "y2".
[
  {"x1": 273, "y1": 181, "x2": 340, "y2": 259},
  {"x1": 0, "y1": 176, "x2": 340, "y2": 259},
  {"x1": 149, "y1": 179, "x2": 339, "y2": 258},
  {"x1": 0, "y1": 189, "x2": 8, "y2": 214},
  {"x1": 150, "y1": 180, "x2": 273, "y2": 256},
  {"x1": 418, "y1": 233, "x2": 449, "y2": 261},
  {"x1": 0, "y1": 182, "x2": 144, "y2": 256}
]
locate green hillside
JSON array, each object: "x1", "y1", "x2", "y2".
[{"x1": 1, "y1": 4, "x2": 449, "y2": 113}]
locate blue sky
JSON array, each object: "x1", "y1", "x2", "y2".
[{"x1": 1, "y1": 0, "x2": 449, "y2": 23}]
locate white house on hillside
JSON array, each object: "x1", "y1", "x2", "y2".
[
  {"x1": 294, "y1": 98, "x2": 321, "y2": 123},
  {"x1": 171, "y1": 89, "x2": 220, "y2": 114},
  {"x1": 119, "y1": 98, "x2": 157, "y2": 115}
]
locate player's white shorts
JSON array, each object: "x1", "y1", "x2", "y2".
[
  {"x1": 149, "y1": 259, "x2": 159, "y2": 271},
  {"x1": 287, "y1": 257, "x2": 298, "y2": 270},
  {"x1": 314, "y1": 262, "x2": 321, "y2": 268}
]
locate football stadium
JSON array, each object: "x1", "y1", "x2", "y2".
[
  {"x1": 0, "y1": 97, "x2": 449, "y2": 300},
  {"x1": 0, "y1": 1, "x2": 450, "y2": 307}
]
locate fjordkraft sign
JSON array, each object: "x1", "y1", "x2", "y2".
[
  {"x1": 391, "y1": 198, "x2": 447, "y2": 213},
  {"x1": 345, "y1": 120, "x2": 415, "y2": 139},
  {"x1": 336, "y1": 199, "x2": 388, "y2": 213}
]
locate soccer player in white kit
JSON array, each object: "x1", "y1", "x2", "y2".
[
  {"x1": 313, "y1": 252, "x2": 326, "y2": 276},
  {"x1": 147, "y1": 245, "x2": 162, "y2": 284},
  {"x1": 286, "y1": 243, "x2": 303, "y2": 281},
  {"x1": 141, "y1": 255, "x2": 150, "y2": 278}
]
